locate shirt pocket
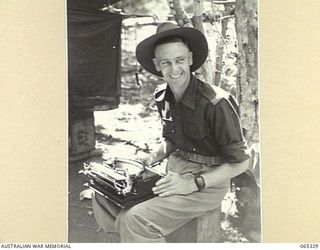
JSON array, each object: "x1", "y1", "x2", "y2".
[
  {"x1": 183, "y1": 122, "x2": 205, "y2": 140},
  {"x1": 163, "y1": 120, "x2": 175, "y2": 134}
]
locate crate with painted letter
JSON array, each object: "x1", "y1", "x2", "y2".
[{"x1": 69, "y1": 110, "x2": 96, "y2": 158}]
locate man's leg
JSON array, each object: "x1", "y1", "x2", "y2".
[
  {"x1": 114, "y1": 184, "x2": 228, "y2": 243},
  {"x1": 92, "y1": 193, "x2": 121, "y2": 233},
  {"x1": 92, "y1": 153, "x2": 229, "y2": 242}
]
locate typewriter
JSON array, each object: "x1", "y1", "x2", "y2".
[{"x1": 80, "y1": 158, "x2": 164, "y2": 207}]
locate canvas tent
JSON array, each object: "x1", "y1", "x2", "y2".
[
  {"x1": 67, "y1": 0, "x2": 124, "y2": 157},
  {"x1": 67, "y1": 0, "x2": 124, "y2": 111}
]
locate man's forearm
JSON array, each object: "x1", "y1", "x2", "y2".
[
  {"x1": 202, "y1": 158, "x2": 250, "y2": 188},
  {"x1": 148, "y1": 140, "x2": 177, "y2": 165}
]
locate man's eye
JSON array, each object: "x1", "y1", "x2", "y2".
[
  {"x1": 160, "y1": 62, "x2": 169, "y2": 67},
  {"x1": 178, "y1": 58, "x2": 186, "y2": 63}
]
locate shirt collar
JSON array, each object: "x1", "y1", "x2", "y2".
[{"x1": 179, "y1": 75, "x2": 197, "y2": 110}]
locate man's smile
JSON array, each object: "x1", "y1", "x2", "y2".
[{"x1": 169, "y1": 73, "x2": 183, "y2": 80}]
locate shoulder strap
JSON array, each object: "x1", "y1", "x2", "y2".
[
  {"x1": 209, "y1": 85, "x2": 230, "y2": 105},
  {"x1": 198, "y1": 80, "x2": 240, "y2": 116}
]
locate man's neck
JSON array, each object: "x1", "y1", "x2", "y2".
[
  {"x1": 171, "y1": 86, "x2": 187, "y2": 102},
  {"x1": 171, "y1": 78, "x2": 191, "y2": 102}
]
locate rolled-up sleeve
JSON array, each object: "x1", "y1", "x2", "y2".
[{"x1": 208, "y1": 98, "x2": 250, "y2": 163}]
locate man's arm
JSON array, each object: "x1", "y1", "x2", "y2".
[
  {"x1": 152, "y1": 158, "x2": 250, "y2": 197},
  {"x1": 202, "y1": 158, "x2": 250, "y2": 188},
  {"x1": 142, "y1": 139, "x2": 177, "y2": 165}
]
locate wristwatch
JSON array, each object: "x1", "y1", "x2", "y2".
[{"x1": 194, "y1": 175, "x2": 206, "y2": 191}]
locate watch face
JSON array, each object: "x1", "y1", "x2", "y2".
[{"x1": 196, "y1": 176, "x2": 205, "y2": 190}]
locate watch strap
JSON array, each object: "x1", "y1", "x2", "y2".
[{"x1": 194, "y1": 175, "x2": 206, "y2": 191}]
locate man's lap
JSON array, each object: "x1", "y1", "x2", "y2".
[
  {"x1": 92, "y1": 153, "x2": 229, "y2": 236},
  {"x1": 117, "y1": 185, "x2": 228, "y2": 235}
]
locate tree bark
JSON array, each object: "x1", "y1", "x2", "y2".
[
  {"x1": 233, "y1": 0, "x2": 260, "y2": 243},
  {"x1": 167, "y1": 0, "x2": 192, "y2": 27},
  {"x1": 235, "y1": 0, "x2": 258, "y2": 145},
  {"x1": 191, "y1": 0, "x2": 214, "y2": 84},
  {"x1": 214, "y1": 18, "x2": 227, "y2": 87}
]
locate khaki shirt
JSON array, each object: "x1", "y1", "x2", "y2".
[{"x1": 154, "y1": 75, "x2": 250, "y2": 164}]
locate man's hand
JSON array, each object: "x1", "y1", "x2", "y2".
[
  {"x1": 137, "y1": 151, "x2": 163, "y2": 168},
  {"x1": 152, "y1": 172, "x2": 198, "y2": 197}
]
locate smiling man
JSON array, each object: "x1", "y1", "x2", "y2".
[
  {"x1": 92, "y1": 22, "x2": 251, "y2": 243},
  {"x1": 153, "y1": 38, "x2": 193, "y2": 101}
]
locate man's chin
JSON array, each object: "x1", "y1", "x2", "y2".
[{"x1": 168, "y1": 76, "x2": 185, "y2": 84}]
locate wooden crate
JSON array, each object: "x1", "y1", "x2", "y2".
[
  {"x1": 166, "y1": 206, "x2": 221, "y2": 243},
  {"x1": 69, "y1": 113, "x2": 95, "y2": 156}
]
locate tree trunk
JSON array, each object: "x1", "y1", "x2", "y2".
[
  {"x1": 191, "y1": 0, "x2": 214, "y2": 84},
  {"x1": 214, "y1": 18, "x2": 227, "y2": 86},
  {"x1": 235, "y1": 0, "x2": 258, "y2": 145},
  {"x1": 167, "y1": 0, "x2": 192, "y2": 27},
  {"x1": 233, "y1": 0, "x2": 260, "y2": 243},
  {"x1": 212, "y1": 0, "x2": 235, "y2": 87}
]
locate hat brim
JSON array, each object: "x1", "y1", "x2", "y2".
[{"x1": 136, "y1": 27, "x2": 208, "y2": 77}]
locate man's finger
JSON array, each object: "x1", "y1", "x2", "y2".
[
  {"x1": 155, "y1": 176, "x2": 171, "y2": 186},
  {"x1": 152, "y1": 182, "x2": 174, "y2": 193}
]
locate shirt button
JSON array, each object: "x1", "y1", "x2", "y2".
[
  {"x1": 171, "y1": 130, "x2": 174, "y2": 132},
  {"x1": 193, "y1": 148, "x2": 196, "y2": 151}
]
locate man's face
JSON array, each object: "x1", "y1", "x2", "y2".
[{"x1": 153, "y1": 42, "x2": 193, "y2": 97}]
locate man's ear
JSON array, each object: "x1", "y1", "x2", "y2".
[
  {"x1": 188, "y1": 51, "x2": 193, "y2": 66},
  {"x1": 152, "y1": 58, "x2": 161, "y2": 71}
]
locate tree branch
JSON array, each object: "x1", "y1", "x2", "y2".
[
  {"x1": 167, "y1": 0, "x2": 192, "y2": 27},
  {"x1": 192, "y1": 0, "x2": 205, "y2": 33}
]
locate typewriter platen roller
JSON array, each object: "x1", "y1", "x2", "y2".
[{"x1": 80, "y1": 158, "x2": 162, "y2": 207}]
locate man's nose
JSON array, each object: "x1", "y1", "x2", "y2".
[{"x1": 170, "y1": 63, "x2": 179, "y2": 74}]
